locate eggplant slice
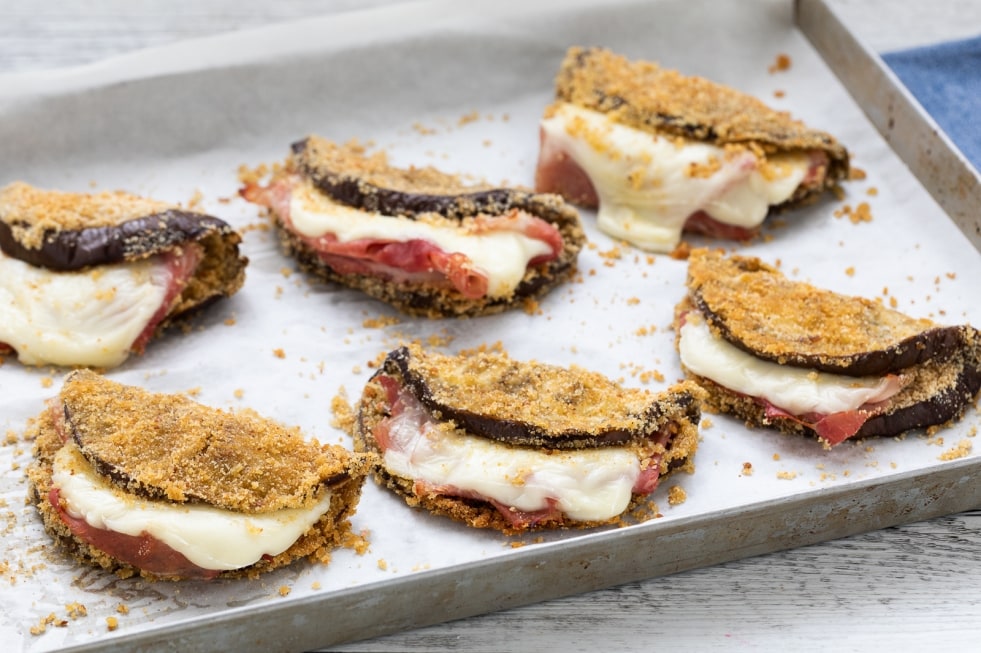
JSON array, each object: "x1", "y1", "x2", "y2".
[
  {"x1": 553, "y1": 46, "x2": 849, "y2": 207},
  {"x1": 261, "y1": 136, "x2": 585, "y2": 318},
  {"x1": 676, "y1": 249, "x2": 981, "y2": 443},
  {"x1": 0, "y1": 182, "x2": 248, "y2": 363},
  {"x1": 355, "y1": 345, "x2": 704, "y2": 532}
]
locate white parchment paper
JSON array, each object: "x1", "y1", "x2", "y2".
[{"x1": 0, "y1": 0, "x2": 978, "y2": 650}]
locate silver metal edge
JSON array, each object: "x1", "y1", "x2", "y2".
[
  {"x1": 796, "y1": 0, "x2": 981, "y2": 252},
  {"x1": 56, "y1": 456, "x2": 981, "y2": 652}
]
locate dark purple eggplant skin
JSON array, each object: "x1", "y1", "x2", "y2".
[
  {"x1": 376, "y1": 346, "x2": 700, "y2": 450},
  {"x1": 291, "y1": 137, "x2": 565, "y2": 223},
  {"x1": 853, "y1": 359, "x2": 981, "y2": 438},
  {"x1": 692, "y1": 292, "x2": 972, "y2": 377},
  {"x1": 0, "y1": 210, "x2": 235, "y2": 272}
]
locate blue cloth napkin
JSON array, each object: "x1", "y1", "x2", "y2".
[{"x1": 882, "y1": 34, "x2": 981, "y2": 172}]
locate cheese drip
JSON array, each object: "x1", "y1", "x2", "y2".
[
  {"x1": 384, "y1": 407, "x2": 642, "y2": 521},
  {"x1": 288, "y1": 183, "x2": 554, "y2": 298},
  {"x1": 540, "y1": 103, "x2": 809, "y2": 252},
  {"x1": 678, "y1": 314, "x2": 902, "y2": 415},
  {"x1": 0, "y1": 251, "x2": 170, "y2": 367},
  {"x1": 52, "y1": 444, "x2": 333, "y2": 571}
]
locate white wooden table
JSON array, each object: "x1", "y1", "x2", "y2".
[{"x1": 2, "y1": 2, "x2": 978, "y2": 651}]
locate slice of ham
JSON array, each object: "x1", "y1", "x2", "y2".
[
  {"x1": 372, "y1": 374, "x2": 665, "y2": 528},
  {"x1": 241, "y1": 178, "x2": 563, "y2": 299},
  {"x1": 129, "y1": 244, "x2": 204, "y2": 353},
  {"x1": 49, "y1": 487, "x2": 220, "y2": 580},
  {"x1": 763, "y1": 399, "x2": 894, "y2": 447},
  {"x1": 534, "y1": 126, "x2": 830, "y2": 241}
]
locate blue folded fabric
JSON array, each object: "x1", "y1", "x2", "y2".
[{"x1": 882, "y1": 34, "x2": 981, "y2": 172}]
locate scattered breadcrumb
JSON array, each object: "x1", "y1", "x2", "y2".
[
  {"x1": 700, "y1": 417, "x2": 713, "y2": 430},
  {"x1": 866, "y1": 186, "x2": 878, "y2": 196},
  {"x1": 458, "y1": 110, "x2": 480, "y2": 126},
  {"x1": 106, "y1": 616, "x2": 119, "y2": 631},
  {"x1": 363, "y1": 315, "x2": 400, "y2": 329},
  {"x1": 776, "y1": 470, "x2": 798, "y2": 480},
  {"x1": 773, "y1": 89, "x2": 786, "y2": 98},
  {"x1": 669, "y1": 241, "x2": 691, "y2": 260},
  {"x1": 667, "y1": 485, "x2": 687, "y2": 506},
  {"x1": 834, "y1": 202, "x2": 873, "y2": 223},
  {"x1": 768, "y1": 53, "x2": 792, "y2": 73},
  {"x1": 185, "y1": 189, "x2": 204, "y2": 210},
  {"x1": 233, "y1": 388, "x2": 245, "y2": 400},
  {"x1": 40, "y1": 376, "x2": 53, "y2": 389},
  {"x1": 849, "y1": 166, "x2": 867, "y2": 181},
  {"x1": 772, "y1": 453, "x2": 781, "y2": 461},
  {"x1": 845, "y1": 266, "x2": 855, "y2": 277},
  {"x1": 273, "y1": 348, "x2": 286, "y2": 359},
  {"x1": 116, "y1": 604, "x2": 129, "y2": 615},
  {"x1": 377, "y1": 559, "x2": 388, "y2": 571},
  {"x1": 278, "y1": 585, "x2": 291, "y2": 597},
  {"x1": 741, "y1": 462, "x2": 754, "y2": 476},
  {"x1": 939, "y1": 439, "x2": 972, "y2": 461},
  {"x1": 330, "y1": 389, "x2": 356, "y2": 434}
]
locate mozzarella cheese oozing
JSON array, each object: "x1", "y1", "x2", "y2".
[
  {"x1": 383, "y1": 405, "x2": 643, "y2": 521},
  {"x1": 52, "y1": 443, "x2": 333, "y2": 571},
  {"x1": 289, "y1": 182, "x2": 554, "y2": 298},
  {"x1": 540, "y1": 103, "x2": 809, "y2": 252},
  {"x1": 0, "y1": 251, "x2": 170, "y2": 367},
  {"x1": 678, "y1": 313, "x2": 903, "y2": 415}
]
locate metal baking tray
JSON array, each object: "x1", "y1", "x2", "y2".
[{"x1": 1, "y1": 0, "x2": 978, "y2": 650}]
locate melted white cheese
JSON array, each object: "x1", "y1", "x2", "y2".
[
  {"x1": 0, "y1": 251, "x2": 170, "y2": 367},
  {"x1": 540, "y1": 103, "x2": 808, "y2": 252},
  {"x1": 52, "y1": 444, "x2": 333, "y2": 571},
  {"x1": 383, "y1": 408, "x2": 642, "y2": 521},
  {"x1": 678, "y1": 314, "x2": 900, "y2": 415},
  {"x1": 288, "y1": 183, "x2": 554, "y2": 298}
]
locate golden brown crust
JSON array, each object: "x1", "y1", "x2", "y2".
[
  {"x1": 60, "y1": 370, "x2": 352, "y2": 512},
  {"x1": 354, "y1": 345, "x2": 703, "y2": 533},
  {"x1": 272, "y1": 136, "x2": 585, "y2": 318},
  {"x1": 685, "y1": 248, "x2": 967, "y2": 375},
  {"x1": 674, "y1": 251, "x2": 981, "y2": 442},
  {"x1": 553, "y1": 47, "x2": 849, "y2": 199},
  {"x1": 0, "y1": 182, "x2": 171, "y2": 248},
  {"x1": 25, "y1": 371, "x2": 372, "y2": 580}
]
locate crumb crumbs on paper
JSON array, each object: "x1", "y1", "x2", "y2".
[
  {"x1": 330, "y1": 388, "x2": 356, "y2": 434},
  {"x1": 741, "y1": 462, "x2": 754, "y2": 476},
  {"x1": 768, "y1": 53, "x2": 792, "y2": 73},
  {"x1": 940, "y1": 439, "x2": 972, "y2": 461},
  {"x1": 363, "y1": 314, "x2": 401, "y2": 329},
  {"x1": 377, "y1": 559, "x2": 388, "y2": 571},
  {"x1": 278, "y1": 585, "x2": 291, "y2": 597},
  {"x1": 273, "y1": 348, "x2": 286, "y2": 359},
  {"x1": 106, "y1": 616, "x2": 119, "y2": 631},
  {"x1": 667, "y1": 485, "x2": 687, "y2": 506},
  {"x1": 185, "y1": 188, "x2": 204, "y2": 210},
  {"x1": 834, "y1": 202, "x2": 873, "y2": 223},
  {"x1": 776, "y1": 470, "x2": 798, "y2": 480}
]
